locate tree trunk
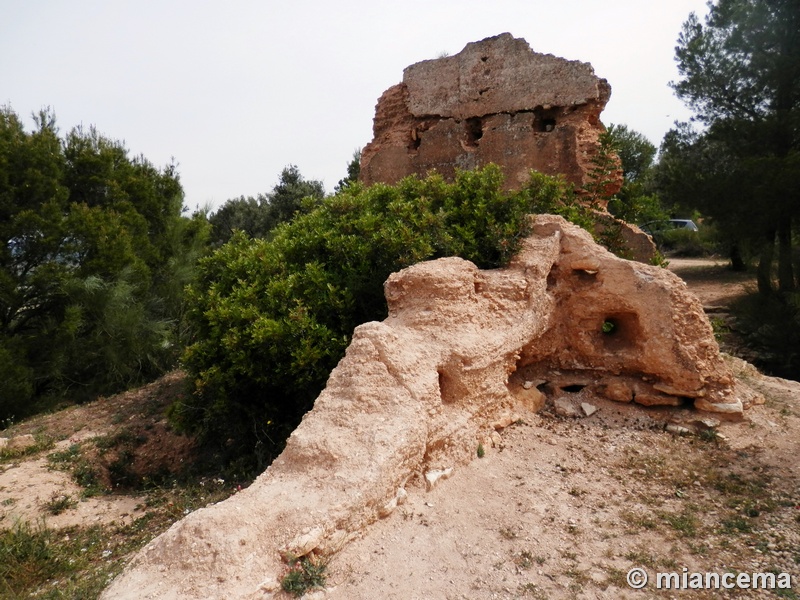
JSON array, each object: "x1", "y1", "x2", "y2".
[
  {"x1": 778, "y1": 216, "x2": 795, "y2": 292},
  {"x1": 729, "y1": 242, "x2": 746, "y2": 272},
  {"x1": 757, "y1": 228, "x2": 776, "y2": 295}
]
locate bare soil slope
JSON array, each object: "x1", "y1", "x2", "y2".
[{"x1": 0, "y1": 372, "x2": 196, "y2": 530}]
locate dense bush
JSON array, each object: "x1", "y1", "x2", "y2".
[{"x1": 175, "y1": 166, "x2": 586, "y2": 471}]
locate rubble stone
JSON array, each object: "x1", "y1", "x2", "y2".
[
  {"x1": 554, "y1": 397, "x2": 582, "y2": 418},
  {"x1": 581, "y1": 403, "x2": 598, "y2": 417},
  {"x1": 0, "y1": 434, "x2": 36, "y2": 452}
]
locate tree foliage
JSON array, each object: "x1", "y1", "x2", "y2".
[
  {"x1": 665, "y1": 0, "x2": 800, "y2": 290},
  {"x1": 606, "y1": 124, "x2": 657, "y2": 183},
  {"x1": 208, "y1": 165, "x2": 324, "y2": 246},
  {"x1": 605, "y1": 124, "x2": 668, "y2": 226},
  {"x1": 334, "y1": 148, "x2": 361, "y2": 194},
  {"x1": 175, "y1": 165, "x2": 591, "y2": 472},
  {"x1": 0, "y1": 106, "x2": 208, "y2": 422}
]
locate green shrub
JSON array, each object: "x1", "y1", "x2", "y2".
[
  {"x1": 280, "y1": 557, "x2": 327, "y2": 597},
  {"x1": 46, "y1": 268, "x2": 175, "y2": 401},
  {"x1": 659, "y1": 226, "x2": 720, "y2": 257},
  {"x1": 608, "y1": 191, "x2": 668, "y2": 226},
  {"x1": 175, "y1": 166, "x2": 610, "y2": 472},
  {"x1": 0, "y1": 107, "x2": 210, "y2": 422},
  {"x1": 0, "y1": 338, "x2": 34, "y2": 423}
]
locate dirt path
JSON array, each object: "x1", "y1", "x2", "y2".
[{"x1": 666, "y1": 257, "x2": 755, "y2": 308}]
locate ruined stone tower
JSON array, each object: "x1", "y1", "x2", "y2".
[{"x1": 359, "y1": 33, "x2": 618, "y2": 193}]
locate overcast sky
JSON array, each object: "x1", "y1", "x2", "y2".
[{"x1": 2, "y1": 0, "x2": 709, "y2": 211}]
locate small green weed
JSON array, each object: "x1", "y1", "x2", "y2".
[
  {"x1": 517, "y1": 582, "x2": 547, "y2": 598},
  {"x1": 709, "y1": 317, "x2": 731, "y2": 342},
  {"x1": 477, "y1": 443, "x2": 485, "y2": 458},
  {"x1": 707, "y1": 470, "x2": 775, "y2": 515},
  {"x1": 605, "y1": 566, "x2": 630, "y2": 588},
  {"x1": 514, "y1": 550, "x2": 534, "y2": 570},
  {"x1": 698, "y1": 428, "x2": 720, "y2": 444},
  {"x1": 48, "y1": 443, "x2": 106, "y2": 497},
  {"x1": 48, "y1": 443, "x2": 81, "y2": 465},
  {"x1": 624, "y1": 548, "x2": 676, "y2": 570},
  {"x1": 660, "y1": 507, "x2": 699, "y2": 537},
  {"x1": 620, "y1": 509, "x2": 658, "y2": 531},
  {"x1": 650, "y1": 251, "x2": 669, "y2": 268},
  {"x1": 43, "y1": 492, "x2": 77, "y2": 516},
  {"x1": 720, "y1": 516, "x2": 752, "y2": 534},
  {"x1": 564, "y1": 567, "x2": 590, "y2": 585},
  {"x1": 623, "y1": 452, "x2": 668, "y2": 478},
  {"x1": 281, "y1": 557, "x2": 327, "y2": 597}
]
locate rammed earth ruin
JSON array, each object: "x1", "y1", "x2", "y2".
[
  {"x1": 359, "y1": 33, "x2": 656, "y2": 261},
  {"x1": 102, "y1": 216, "x2": 759, "y2": 600},
  {"x1": 360, "y1": 33, "x2": 620, "y2": 197}
]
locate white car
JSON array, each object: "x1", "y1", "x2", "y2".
[{"x1": 641, "y1": 219, "x2": 699, "y2": 236}]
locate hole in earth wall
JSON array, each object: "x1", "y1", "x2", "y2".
[
  {"x1": 560, "y1": 384, "x2": 586, "y2": 393},
  {"x1": 464, "y1": 117, "x2": 484, "y2": 148},
  {"x1": 599, "y1": 312, "x2": 643, "y2": 353},
  {"x1": 546, "y1": 264, "x2": 559, "y2": 291},
  {"x1": 533, "y1": 107, "x2": 559, "y2": 132},
  {"x1": 438, "y1": 369, "x2": 456, "y2": 404},
  {"x1": 409, "y1": 129, "x2": 421, "y2": 151},
  {"x1": 573, "y1": 268, "x2": 598, "y2": 284}
]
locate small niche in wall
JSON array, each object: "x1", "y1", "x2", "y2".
[
  {"x1": 599, "y1": 312, "x2": 643, "y2": 353},
  {"x1": 533, "y1": 106, "x2": 559, "y2": 132},
  {"x1": 408, "y1": 128, "x2": 421, "y2": 151},
  {"x1": 464, "y1": 117, "x2": 484, "y2": 147}
]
